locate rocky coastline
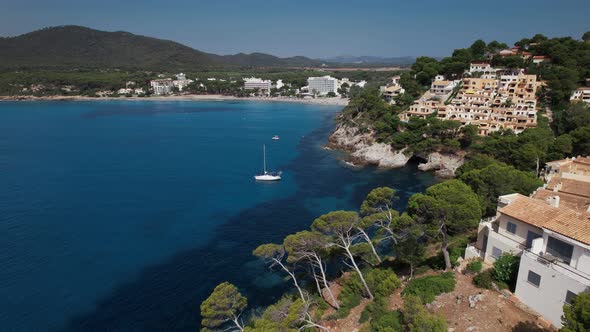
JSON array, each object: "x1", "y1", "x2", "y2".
[{"x1": 327, "y1": 122, "x2": 464, "y2": 178}]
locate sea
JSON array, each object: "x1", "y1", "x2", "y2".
[{"x1": 0, "y1": 100, "x2": 438, "y2": 331}]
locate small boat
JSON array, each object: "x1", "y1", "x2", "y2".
[
  {"x1": 272, "y1": 135, "x2": 280, "y2": 140},
  {"x1": 254, "y1": 144, "x2": 281, "y2": 181}
]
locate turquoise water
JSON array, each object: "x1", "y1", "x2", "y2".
[{"x1": 0, "y1": 100, "x2": 437, "y2": 331}]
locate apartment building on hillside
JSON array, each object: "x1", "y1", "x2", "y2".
[{"x1": 400, "y1": 71, "x2": 540, "y2": 136}]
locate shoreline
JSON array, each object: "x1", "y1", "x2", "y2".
[{"x1": 0, "y1": 94, "x2": 350, "y2": 106}]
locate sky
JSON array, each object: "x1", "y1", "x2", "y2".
[{"x1": 1, "y1": 0, "x2": 589, "y2": 58}]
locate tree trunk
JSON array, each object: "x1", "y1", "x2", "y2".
[
  {"x1": 344, "y1": 246, "x2": 374, "y2": 300},
  {"x1": 440, "y1": 225, "x2": 452, "y2": 271},
  {"x1": 315, "y1": 256, "x2": 339, "y2": 309},
  {"x1": 357, "y1": 227, "x2": 382, "y2": 264},
  {"x1": 311, "y1": 265, "x2": 323, "y2": 297},
  {"x1": 231, "y1": 316, "x2": 244, "y2": 332},
  {"x1": 276, "y1": 259, "x2": 307, "y2": 302}
]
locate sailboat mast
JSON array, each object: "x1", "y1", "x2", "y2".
[{"x1": 263, "y1": 144, "x2": 266, "y2": 173}]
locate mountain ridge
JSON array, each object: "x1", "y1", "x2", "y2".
[{"x1": 0, "y1": 25, "x2": 321, "y2": 70}]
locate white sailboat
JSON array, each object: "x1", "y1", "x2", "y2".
[{"x1": 254, "y1": 144, "x2": 281, "y2": 181}]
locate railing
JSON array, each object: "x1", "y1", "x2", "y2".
[
  {"x1": 480, "y1": 216, "x2": 497, "y2": 224},
  {"x1": 523, "y1": 250, "x2": 590, "y2": 285}
]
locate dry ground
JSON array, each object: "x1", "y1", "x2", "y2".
[{"x1": 319, "y1": 269, "x2": 557, "y2": 332}]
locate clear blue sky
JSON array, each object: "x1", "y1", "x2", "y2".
[{"x1": 2, "y1": 0, "x2": 589, "y2": 58}]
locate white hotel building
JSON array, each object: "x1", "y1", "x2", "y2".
[
  {"x1": 243, "y1": 77, "x2": 272, "y2": 95},
  {"x1": 150, "y1": 79, "x2": 174, "y2": 95},
  {"x1": 308, "y1": 76, "x2": 338, "y2": 96}
]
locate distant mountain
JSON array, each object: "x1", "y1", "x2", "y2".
[
  {"x1": 0, "y1": 26, "x2": 321, "y2": 70},
  {"x1": 321, "y1": 55, "x2": 417, "y2": 65}
]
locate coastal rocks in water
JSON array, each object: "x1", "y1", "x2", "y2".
[
  {"x1": 352, "y1": 144, "x2": 410, "y2": 168},
  {"x1": 417, "y1": 152, "x2": 465, "y2": 178},
  {"x1": 328, "y1": 123, "x2": 410, "y2": 168},
  {"x1": 327, "y1": 123, "x2": 370, "y2": 150},
  {"x1": 328, "y1": 123, "x2": 464, "y2": 174}
]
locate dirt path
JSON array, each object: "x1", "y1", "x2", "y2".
[{"x1": 431, "y1": 272, "x2": 555, "y2": 332}]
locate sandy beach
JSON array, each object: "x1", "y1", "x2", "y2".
[{"x1": 0, "y1": 94, "x2": 350, "y2": 106}]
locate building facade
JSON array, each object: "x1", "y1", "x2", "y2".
[
  {"x1": 150, "y1": 79, "x2": 174, "y2": 95},
  {"x1": 308, "y1": 76, "x2": 338, "y2": 96},
  {"x1": 401, "y1": 72, "x2": 540, "y2": 136},
  {"x1": 571, "y1": 88, "x2": 590, "y2": 104},
  {"x1": 243, "y1": 77, "x2": 272, "y2": 94},
  {"x1": 465, "y1": 189, "x2": 590, "y2": 328},
  {"x1": 172, "y1": 73, "x2": 194, "y2": 91}
]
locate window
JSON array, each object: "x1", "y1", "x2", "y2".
[
  {"x1": 546, "y1": 236, "x2": 574, "y2": 264},
  {"x1": 492, "y1": 246, "x2": 503, "y2": 258},
  {"x1": 565, "y1": 290, "x2": 577, "y2": 305},
  {"x1": 506, "y1": 221, "x2": 517, "y2": 234},
  {"x1": 527, "y1": 270, "x2": 541, "y2": 287}
]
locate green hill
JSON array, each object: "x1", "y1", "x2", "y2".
[{"x1": 0, "y1": 25, "x2": 320, "y2": 70}]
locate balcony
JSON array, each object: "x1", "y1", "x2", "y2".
[{"x1": 523, "y1": 250, "x2": 590, "y2": 286}]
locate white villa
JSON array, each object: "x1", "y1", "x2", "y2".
[
  {"x1": 379, "y1": 75, "x2": 405, "y2": 104},
  {"x1": 571, "y1": 87, "x2": 590, "y2": 104},
  {"x1": 469, "y1": 61, "x2": 498, "y2": 79},
  {"x1": 430, "y1": 80, "x2": 457, "y2": 96},
  {"x1": 172, "y1": 73, "x2": 194, "y2": 91},
  {"x1": 465, "y1": 157, "x2": 590, "y2": 327}
]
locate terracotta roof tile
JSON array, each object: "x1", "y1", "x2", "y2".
[
  {"x1": 500, "y1": 195, "x2": 590, "y2": 245},
  {"x1": 546, "y1": 178, "x2": 590, "y2": 198},
  {"x1": 532, "y1": 189, "x2": 590, "y2": 212}
]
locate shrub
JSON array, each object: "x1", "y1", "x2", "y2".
[
  {"x1": 366, "y1": 268, "x2": 402, "y2": 298},
  {"x1": 359, "y1": 297, "x2": 388, "y2": 323},
  {"x1": 314, "y1": 296, "x2": 329, "y2": 321},
  {"x1": 472, "y1": 269, "x2": 493, "y2": 289},
  {"x1": 402, "y1": 295, "x2": 447, "y2": 332},
  {"x1": 329, "y1": 272, "x2": 364, "y2": 319},
  {"x1": 466, "y1": 260, "x2": 483, "y2": 273},
  {"x1": 370, "y1": 310, "x2": 403, "y2": 332},
  {"x1": 492, "y1": 253, "x2": 520, "y2": 290},
  {"x1": 413, "y1": 265, "x2": 430, "y2": 276},
  {"x1": 562, "y1": 292, "x2": 590, "y2": 331},
  {"x1": 496, "y1": 281, "x2": 509, "y2": 290},
  {"x1": 402, "y1": 272, "x2": 456, "y2": 303}
]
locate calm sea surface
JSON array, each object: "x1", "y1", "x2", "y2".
[{"x1": 0, "y1": 100, "x2": 437, "y2": 331}]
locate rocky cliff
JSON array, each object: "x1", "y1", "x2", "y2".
[
  {"x1": 327, "y1": 123, "x2": 464, "y2": 177},
  {"x1": 416, "y1": 151, "x2": 466, "y2": 178}
]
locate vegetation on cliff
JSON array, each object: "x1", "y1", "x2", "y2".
[
  {"x1": 336, "y1": 33, "x2": 590, "y2": 177},
  {"x1": 199, "y1": 32, "x2": 590, "y2": 331}
]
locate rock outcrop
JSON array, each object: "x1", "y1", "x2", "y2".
[
  {"x1": 327, "y1": 122, "x2": 464, "y2": 176},
  {"x1": 328, "y1": 123, "x2": 410, "y2": 168},
  {"x1": 417, "y1": 152, "x2": 465, "y2": 178}
]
